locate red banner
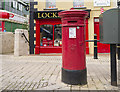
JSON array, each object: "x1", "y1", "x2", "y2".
[{"x1": 101, "y1": 8, "x2": 104, "y2": 14}]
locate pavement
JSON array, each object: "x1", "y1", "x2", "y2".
[{"x1": 0, "y1": 54, "x2": 119, "y2": 91}]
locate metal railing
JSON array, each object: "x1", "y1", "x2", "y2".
[
  {"x1": 86, "y1": 34, "x2": 99, "y2": 59},
  {"x1": 21, "y1": 32, "x2": 29, "y2": 44}
]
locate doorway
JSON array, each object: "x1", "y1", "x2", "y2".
[{"x1": 94, "y1": 18, "x2": 110, "y2": 53}]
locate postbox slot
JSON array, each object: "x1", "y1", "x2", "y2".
[{"x1": 68, "y1": 21, "x2": 77, "y2": 23}]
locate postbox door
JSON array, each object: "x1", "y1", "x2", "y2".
[
  {"x1": 94, "y1": 18, "x2": 110, "y2": 53},
  {"x1": 62, "y1": 26, "x2": 86, "y2": 70}
]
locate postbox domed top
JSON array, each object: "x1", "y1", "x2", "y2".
[{"x1": 58, "y1": 10, "x2": 88, "y2": 18}]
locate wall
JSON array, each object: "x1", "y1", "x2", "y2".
[
  {"x1": 34, "y1": 0, "x2": 116, "y2": 10},
  {"x1": 112, "y1": 0, "x2": 117, "y2": 7},
  {"x1": 119, "y1": 60, "x2": 120, "y2": 86},
  {"x1": 14, "y1": 29, "x2": 29, "y2": 56},
  {"x1": 0, "y1": 32, "x2": 14, "y2": 54},
  {"x1": 34, "y1": 0, "x2": 116, "y2": 54},
  {"x1": 85, "y1": 0, "x2": 117, "y2": 54}
]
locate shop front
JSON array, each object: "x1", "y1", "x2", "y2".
[
  {"x1": 0, "y1": 11, "x2": 9, "y2": 32},
  {"x1": 0, "y1": 10, "x2": 28, "y2": 32},
  {"x1": 94, "y1": 18, "x2": 110, "y2": 53},
  {"x1": 0, "y1": 21, "x2": 4, "y2": 32},
  {"x1": 34, "y1": 10, "x2": 90, "y2": 54}
]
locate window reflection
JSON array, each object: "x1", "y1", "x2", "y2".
[
  {"x1": 54, "y1": 24, "x2": 62, "y2": 47},
  {"x1": 40, "y1": 24, "x2": 62, "y2": 47},
  {"x1": 40, "y1": 25, "x2": 53, "y2": 46},
  {"x1": 0, "y1": 21, "x2": 2, "y2": 31}
]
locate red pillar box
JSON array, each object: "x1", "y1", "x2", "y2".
[{"x1": 59, "y1": 10, "x2": 88, "y2": 85}]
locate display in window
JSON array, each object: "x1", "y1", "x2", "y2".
[
  {"x1": 40, "y1": 25, "x2": 53, "y2": 46},
  {"x1": 0, "y1": 21, "x2": 2, "y2": 31},
  {"x1": 54, "y1": 24, "x2": 62, "y2": 46},
  {"x1": 40, "y1": 24, "x2": 62, "y2": 47}
]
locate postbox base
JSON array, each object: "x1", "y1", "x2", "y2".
[{"x1": 62, "y1": 68, "x2": 87, "y2": 85}]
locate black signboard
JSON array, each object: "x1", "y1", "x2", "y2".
[
  {"x1": 34, "y1": 10, "x2": 63, "y2": 19},
  {"x1": 34, "y1": 10, "x2": 91, "y2": 19}
]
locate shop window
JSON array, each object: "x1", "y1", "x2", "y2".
[
  {"x1": 5, "y1": 21, "x2": 12, "y2": 32},
  {"x1": 94, "y1": 18, "x2": 99, "y2": 22},
  {"x1": 54, "y1": 24, "x2": 62, "y2": 47},
  {"x1": 40, "y1": 25, "x2": 53, "y2": 46},
  {"x1": 0, "y1": 22, "x2": 1, "y2": 26},
  {"x1": 0, "y1": 21, "x2": 2, "y2": 31},
  {"x1": 46, "y1": 0, "x2": 56, "y2": 9},
  {"x1": 40, "y1": 24, "x2": 62, "y2": 47},
  {"x1": 73, "y1": 0, "x2": 84, "y2": 8}
]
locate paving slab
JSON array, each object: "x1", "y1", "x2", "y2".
[{"x1": 0, "y1": 54, "x2": 119, "y2": 91}]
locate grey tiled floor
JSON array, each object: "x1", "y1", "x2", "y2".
[{"x1": 0, "y1": 54, "x2": 119, "y2": 91}]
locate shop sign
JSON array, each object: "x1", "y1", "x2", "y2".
[
  {"x1": 94, "y1": 0, "x2": 110, "y2": 6},
  {"x1": 9, "y1": 13, "x2": 28, "y2": 23},
  {"x1": 34, "y1": 11, "x2": 62, "y2": 19}
]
